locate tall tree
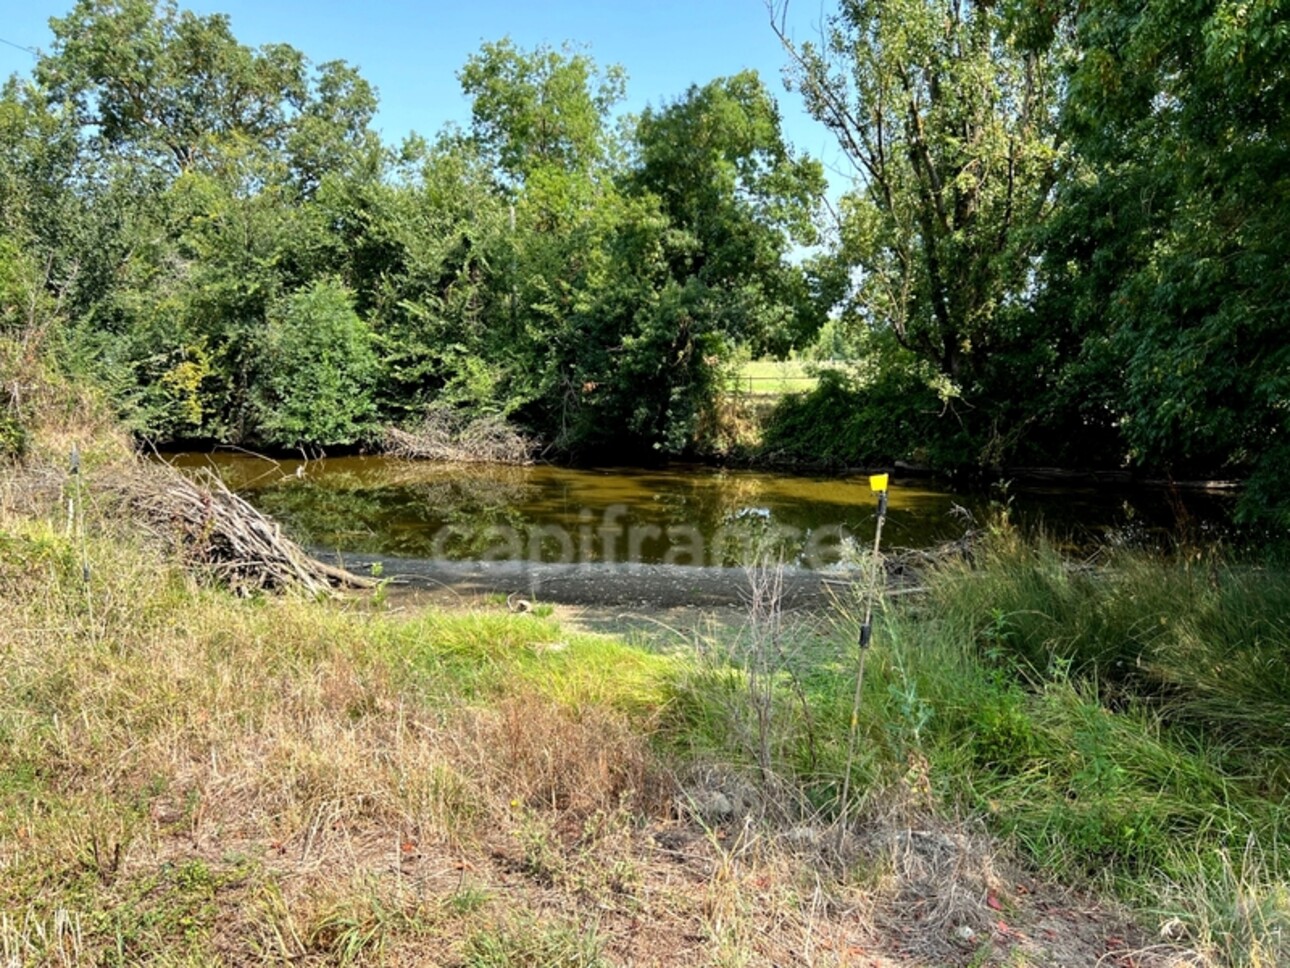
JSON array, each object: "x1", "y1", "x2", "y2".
[
  {"x1": 37, "y1": 0, "x2": 377, "y2": 187},
  {"x1": 1050, "y1": 0, "x2": 1290, "y2": 518},
  {"x1": 455, "y1": 40, "x2": 629, "y2": 440},
  {"x1": 769, "y1": 0, "x2": 1065, "y2": 393},
  {"x1": 459, "y1": 38, "x2": 625, "y2": 195},
  {"x1": 630, "y1": 70, "x2": 827, "y2": 354}
]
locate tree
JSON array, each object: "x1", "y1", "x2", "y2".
[
  {"x1": 769, "y1": 0, "x2": 1065, "y2": 408},
  {"x1": 37, "y1": 0, "x2": 376, "y2": 188},
  {"x1": 253, "y1": 279, "x2": 378, "y2": 448},
  {"x1": 342, "y1": 134, "x2": 516, "y2": 418},
  {"x1": 629, "y1": 71, "x2": 827, "y2": 355},
  {"x1": 455, "y1": 40, "x2": 634, "y2": 445},
  {"x1": 38, "y1": 0, "x2": 303, "y2": 175},
  {"x1": 459, "y1": 38, "x2": 625, "y2": 191},
  {"x1": 13, "y1": 1, "x2": 388, "y2": 446},
  {"x1": 1050, "y1": 0, "x2": 1290, "y2": 519},
  {"x1": 6, "y1": 6, "x2": 851, "y2": 460}
]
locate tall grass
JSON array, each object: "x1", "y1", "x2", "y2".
[
  {"x1": 901, "y1": 532, "x2": 1290, "y2": 963},
  {"x1": 922, "y1": 532, "x2": 1290, "y2": 779},
  {"x1": 665, "y1": 526, "x2": 1290, "y2": 966}
]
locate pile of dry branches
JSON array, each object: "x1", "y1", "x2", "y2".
[
  {"x1": 111, "y1": 463, "x2": 370, "y2": 595},
  {"x1": 383, "y1": 406, "x2": 536, "y2": 465}
]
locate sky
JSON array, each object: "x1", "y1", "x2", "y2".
[{"x1": 0, "y1": 0, "x2": 854, "y2": 194}]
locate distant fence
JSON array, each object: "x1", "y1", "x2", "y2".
[{"x1": 734, "y1": 375, "x2": 820, "y2": 396}]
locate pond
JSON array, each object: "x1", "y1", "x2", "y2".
[{"x1": 165, "y1": 452, "x2": 1236, "y2": 573}]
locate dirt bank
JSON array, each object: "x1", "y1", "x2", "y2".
[{"x1": 322, "y1": 552, "x2": 861, "y2": 610}]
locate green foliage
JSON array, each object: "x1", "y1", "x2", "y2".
[
  {"x1": 0, "y1": 410, "x2": 23, "y2": 459},
  {"x1": 5, "y1": 0, "x2": 1287, "y2": 504},
  {"x1": 3, "y1": 0, "x2": 1051, "y2": 465},
  {"x1": 775, "y1": 0, "x2": 1064, "y2": 390},
  {"x1": 925, "y1": 534, "x2": 1290, "y2": 762},
  {"x1": 0, "y1": 237, "x2": 36, "y2": 336},
  {"x1": 877, "y1": 535, "x2": 1290, "y2": 898},
  {"x1": 630, "y1": 71, "x2": 827, "y2": 356},
  {"x1": 1041, "y1": 0, "x2": 1290, "y2": 519},
  {"x1": 459, "y1": 38, "x2": 625, "y2": 189},
  {"x1": 252, "y1": 279, "x2": 378, "y2": 448},
  {"x1": 38, "y1": 0, "x2": 376, "y2": 182},
  {"x1": 760, "y1": 366, "x2": 943, "y2": 466}
]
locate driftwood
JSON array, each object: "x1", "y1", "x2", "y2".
[
  {"x1": 383, "y1": 407, "x2": 536, "y2": 465},
  {"x1": 111, "y1": 463, "x2": 372, "y2": 595}
]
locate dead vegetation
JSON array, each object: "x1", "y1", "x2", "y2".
[
  {"x1": 1, "y1": 334, "x2": 369, "y2": 597},
  {"x1": 108, "y1": 462, "x2": 372, "y2": 595},
  {"x1": 383, "y1": 405, "x2": 537, "y2": 465},
  {"x1": 0, "y1": 387, "x2": 368, "y2": 598}
]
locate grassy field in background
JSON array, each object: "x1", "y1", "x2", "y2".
[{"x1": 735, "y1": 359, "x2": 822, "y2": 395}]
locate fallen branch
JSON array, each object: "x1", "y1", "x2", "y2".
[
  {"x1": 109, "y1": 463, "x2": 372, "y2": 595},
  {"x1": 383, "y1": 407, "x2": 536, "y2": 465}
]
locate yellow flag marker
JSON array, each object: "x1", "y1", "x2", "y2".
[{"x1": 869, "y1": 473, "x2": 889, "y2": 493}]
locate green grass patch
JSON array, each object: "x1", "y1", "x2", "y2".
[
  {"x1": 662, "y1": 529, "x2": 1290, "y2": 965},
  {"x1": 735, "y1": 359, "x2": 821, "y2": 395},
  {"x1": 464, "y1": 912, "x2": 608, "y2": 967}
]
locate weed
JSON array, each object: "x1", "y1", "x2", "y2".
[
  {"x1": 463, "y1": 913, "x2": 608, "y2": 968},
  {"x1": 449, "y1": 887, "x2": 493, "y2": 915}
]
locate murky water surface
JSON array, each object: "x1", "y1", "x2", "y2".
[{"x1": 165, "y1": 453, "x2": 1235, "y2": 569}]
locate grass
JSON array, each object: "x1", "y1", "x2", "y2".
[
  {"x1": 663, "y1": 533, "x2": 1290, "y2": 966},
  {"x1": 735, "y1": 359, "x2": 821, "y2": 396},
  {"x1": 0, "y1": 508, "x2": 673, "y2": 963},
  {"x1": 900, "y1": 532, "x2": 1290, "y2": 964}
]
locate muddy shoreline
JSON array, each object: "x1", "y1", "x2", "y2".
[{"x1": 320, "y1": 552, "x2": 859, "y2": 609}]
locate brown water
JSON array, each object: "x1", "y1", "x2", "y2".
[{"x1": 165, "y1": 452, "x2": 1236, "y2": 569}]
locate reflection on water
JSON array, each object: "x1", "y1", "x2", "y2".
[{"x1": 163, "y1": 453, "x2": 1238, "y2": 568}]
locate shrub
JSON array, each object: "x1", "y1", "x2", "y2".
[
  {"x1": 252, "y1": 279, "x2": 380, "y2": 449},
  {"x1": 758, "y1": 367, "x2": 942, "y2": 466}
]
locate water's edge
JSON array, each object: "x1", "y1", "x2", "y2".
[{"x1": 319, "y1": 551, "x2": 851, "y2": 608}]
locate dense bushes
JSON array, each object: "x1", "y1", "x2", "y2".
[
  {"x1": 758, "y1": 367, "x2": 944, "y2": 467},
  {"x1": 0, "y1": 8, "x2": 826, "y2": 460}
]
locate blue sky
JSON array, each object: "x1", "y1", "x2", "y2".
[{"x1": 0, "y1": 0, "x2": 853, "y2": 193}]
